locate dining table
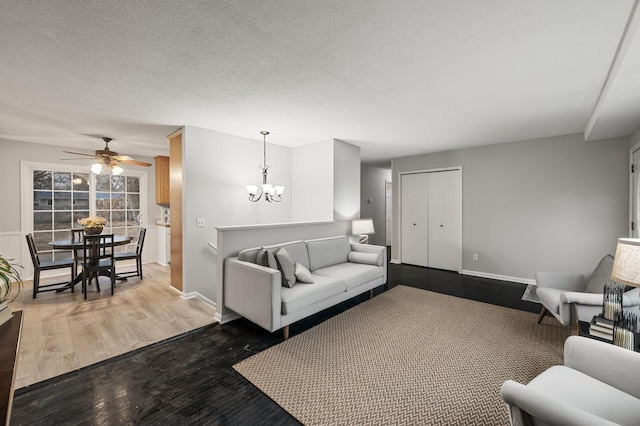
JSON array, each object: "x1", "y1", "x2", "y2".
[{"x1": 48, "y1": 235, "x2": 134, "y2": 292}]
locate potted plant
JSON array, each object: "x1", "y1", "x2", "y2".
[
  {"x1": 78, "y1": 216, "x2": 108, "y2": 235},
  {"x1": 0, "y1": 255, "x2": 23, "y2": 326}
]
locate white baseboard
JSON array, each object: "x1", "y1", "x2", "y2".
[
  {"x1": 460, "y1": 270, "x2": 536, "y2": 286},
  {"x1": 216, "y1": 311, "x2": 241, "y2": 324},
  {"x1": 180, "y1": 291, "x2": 217, "y2": 310},
  {"x1": 390, "y1": 259, "x2": 401, "y2": 264}
]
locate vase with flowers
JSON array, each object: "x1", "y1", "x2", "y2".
[{"x1": 78, "y1": 216, "x2": 108, "y2": 235}]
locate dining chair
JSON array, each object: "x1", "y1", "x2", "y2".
[
  {"x1": 25, "y1": 233, "x2": 75, "y2": 298},
  {"x1": 114, "y1": 228, "x2": 146, "y2": 280},
  {"x1": 70, "y1": 228, "x2": 84, "y2": 277},
  {"x1": 82, "y1": 234, "x2": 115, "y2": 300}
]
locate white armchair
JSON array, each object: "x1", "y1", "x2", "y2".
[
  {"x1": 535, "y1": 256, "x2": 640, "y2": 334},
  {"x1": 501, "y1": 336, "x2": 640, "y2": 426}
]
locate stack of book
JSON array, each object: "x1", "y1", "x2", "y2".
[
  {"x1": 0, "y1": 301, "x2": 13, "y2": 327},
  {"x1": 589, "y1": 315, "x2": 614, "y2": 341}
]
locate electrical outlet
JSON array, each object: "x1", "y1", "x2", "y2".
[
  {"x1": 472, "y1": 253, "x2": 479, "y2": 261},
  {"x1": 196, "y1": 218, "x2": 206, "y2": 228}
]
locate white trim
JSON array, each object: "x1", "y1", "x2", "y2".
[
  {"x1": 460, "y1": 269, "x2": 536, "y2": 286},
  {"x1": 397, "y1": 166, "x2": 463, "y2": 269},
  {"x1": 630, "y1": 143, "x2": 640, "y2": 237},
  {"x1": 217, "y1": 311, "x2": 241, "y2": 325},
  {"x1": 180, "y1": 291, "x2": 217, "y2": 309},
  {"x1": 390, "y1": 258, "x2": 401, "y2": 264}
]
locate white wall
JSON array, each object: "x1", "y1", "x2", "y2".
[
  {"x1": 361, "y1": 165, "x2": 392, "y2": 246},
  {"x1": 181, "y1": 126, "x2": 293, "y2": 302},
  {"x1": 333, "y1": 140, "x2": 361, "y2": 221},
  {"x1": 0, "y1": 138, "x2": 159, "y2": 277},
  {"x1": 392, "y1": 133, "x2": 629, "y2": 282},
  {"x1": 631, "y1": 126, "x2": 640, "y2": 147},
  {"x1": 291, "y1": 140, "x2": 334, "y2": 222}
]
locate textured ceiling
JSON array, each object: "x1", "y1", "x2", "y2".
[{"x1": 1, "y1": 0, "x2": 639, "y2": 166}]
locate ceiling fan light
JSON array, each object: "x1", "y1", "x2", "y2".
[
  {"x1": 91, "y1": 163, "x2": 103, "y2": 174},
  {"x1": 111, "y1": 165, "x2": 124, "y2": 175}
]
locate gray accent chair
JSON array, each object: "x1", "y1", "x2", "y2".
[
  {"x1": 501, "y1": 336, "x2": 640, "y2": 426},
  {"x1": 535, "y1": 272, "x2": 640, "y2": 334}
]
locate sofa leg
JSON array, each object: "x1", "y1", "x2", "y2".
[
  {"x1": 283, "y1": 325, "x2": 289, "y2": 340},
  {"x1": 369, "y1": 289, "x2": 373, "y2": 299},
  {"x1": 537, "y1": 306, "x2": 548, "y2": 324}
]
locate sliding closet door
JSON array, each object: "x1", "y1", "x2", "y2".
[
  {"x1": 427, "y1": 170, "x2": 462, "y2": 271},
  {"x1": 401, "y1": 173, "x2": 428, "y2": 266}
]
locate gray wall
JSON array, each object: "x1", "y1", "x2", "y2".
[
  {"x1": 392, "y1": 133, "x2": 630, "y2": 281},
  {"x1": 361, "y1": 165, "x2": 392, "y2": 246},
  {"x1": 333, "y1": 140, "x2": 361, "y2": 221}
]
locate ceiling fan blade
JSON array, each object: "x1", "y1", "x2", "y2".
[
  {"x1": 117, "y1": 159, "x2": 152, "y2": 167},
  {"x1": 63, "y1": 150, "x2": 97, "y2": 157},
  {"x1": 113, "y1": 155, "x2": 135, "y2": 161},
  {"x1": 60, "y1": 157, "x2": 93, "y2": 161}
]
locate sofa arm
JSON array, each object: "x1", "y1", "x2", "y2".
[
  {"x1": 560, "y1": 291, "x2": 605, "y2": 306},
  {"x1": 500, "y1": 380, "x2": 619, "y2": 426},
  {"x1": 224, "y1": 258, "x2": 282, "y2": 332},
  {"x1": 351, "y1": 243, "x2": 387, "y2": 283},
  {"x1": 564, "y1": 336, "x2": 640, "y2": 399},
  {"x1": 535, "y1": 272, "x2": 588, "y2": 291}
]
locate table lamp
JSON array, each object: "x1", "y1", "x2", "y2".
[{"x1": 352, "y1": 219, "x2": 375, "y2": 244}]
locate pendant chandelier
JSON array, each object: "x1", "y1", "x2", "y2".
[{"x1": 246, "y1": 131, "x2": 285, "y2": 202}]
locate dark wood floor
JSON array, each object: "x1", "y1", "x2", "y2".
[{"x1": 11, "y1": 260, "x2": 541, "y2": 425}]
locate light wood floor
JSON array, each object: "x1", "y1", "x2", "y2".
[{"x1": 10, "y1": 262, "x2": 217, "y2": 389}]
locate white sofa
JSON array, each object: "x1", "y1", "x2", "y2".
[{"x1": 224, "y1": 236, "x2": 387, "y2": 338}]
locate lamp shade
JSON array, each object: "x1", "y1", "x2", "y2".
[
  {"x1": 352, "y1": 219, "x2": 375, "y2": 235},
  {"x1": 611, "y1": 238, "x2": 640, "y2": 288}
]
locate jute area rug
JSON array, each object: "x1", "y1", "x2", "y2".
[{"x1": 234, "y1": 285, "x2": 570, "y2": 425}]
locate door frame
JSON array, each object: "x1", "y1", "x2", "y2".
[
  {"x1": 398, "y1": 166, "x2": 463, "y2": 271},
  {"x1": 630, "y1": 142, "x2": 640, "y2": 237}
]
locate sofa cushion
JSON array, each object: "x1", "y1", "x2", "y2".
[
  {"x1": 256, "y1": 249, "x2": 277, "y2": 269},
  {"x1": 275, "y1": 247, "x2": 296, "y2": 288},
  {"x1": 313, "y1": 262, "x2": 384, "y2": 291},
  {"x1": 348, "y1": 251, "x2": 383, "y2": 266},
  {"x1": 238, "y1": 246, "x2": 262, "y2": 264},
  {"x1": 585, "y1": 254, "x2": 616, "y2": 294},
  {"x1": 281, "y1": 275, "x2": 346, "y2": 314},
  {"x1": 306, "y1": 236, "x2": 351, "y2": 271},
  {"x1": 264, "y1": 241, "x2": 310, "y2": 270},
  {"x1": 295, "y1": 262, "x2": 314, "y2": 283}
]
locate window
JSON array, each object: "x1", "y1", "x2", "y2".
[{"x1": 24, "y1": 162, "x2": 147, "y2": 262}]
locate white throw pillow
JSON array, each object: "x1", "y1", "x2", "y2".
[{"x1": 294, "y1": 263, "x2": 314, "y2": 283}]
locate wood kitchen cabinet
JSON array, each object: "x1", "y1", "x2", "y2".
[{"x1": 154, "y1": 155, "x2": 170, "y2": 205}]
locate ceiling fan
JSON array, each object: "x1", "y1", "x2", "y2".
[{"x1": 62, "y1": 137, "x2": 152, "y2": 174}]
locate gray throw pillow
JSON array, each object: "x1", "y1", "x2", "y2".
[
  {"x1": 275, "y1": 247, "x2": 296, "y2": 288},
  {"x1": 294, "y1": 262, "x2": 314, "y2": 283},
  {"x1": 585, "y1": 254, "x2": 616, "y2": 293},
  {"x1": 256, "y1": 249, "x2": 277, "y2": 269}
]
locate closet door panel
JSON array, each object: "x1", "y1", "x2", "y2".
[{"x1": 401, "y1": 173, "x2": 428, "y2": 266}]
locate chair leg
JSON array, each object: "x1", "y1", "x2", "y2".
[
  {"x1": 82, "y1": 271, "x2": 87, "y2": 300},
  {"x1": 32, "y1": 270, "x2": 39, "y2": 298},
  {"x1": 537, "y1": 306, "x2": 548, "y2": 324},
  {"x1": 111, "y1": 269, "x2": 115, "y2": 295},
  {"x1": 138, "y1": 258, "x2": 143, "y2": 280}
]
